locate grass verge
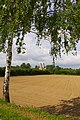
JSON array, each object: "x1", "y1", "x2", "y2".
[{"x1": 0, "y1": 99, "x2": 76, "y2": 120}]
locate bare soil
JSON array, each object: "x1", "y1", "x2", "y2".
[{"x1": 0, "y1": 75, "x2": 80, "y2": 118}]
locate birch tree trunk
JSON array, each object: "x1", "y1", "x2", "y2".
[{"x1": 3, "y1": 36, "x2": 13, "y2": 102}]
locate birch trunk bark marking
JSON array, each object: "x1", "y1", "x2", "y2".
[{"x1": 3, "y1": 37, "x2": 13, "y2": 102}]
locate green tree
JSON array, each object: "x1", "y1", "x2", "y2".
[
  {"x1": 26, "y1": 63, "x2": 31, "y2": 69},
  {"x1": 0, "y1": 0, "x2": 35, "y2": 102},
  {"x1": 0, "y1": 0, "x2": 80, "y2": 102},
  {"x1": 46, "y1": 65, "x2": 55, "y2": 73},
  {"x1": 20, "y1": 63, "x2": 27, "y2": 68},
  {"x1": 20, "y1": 63, "x2": 31, "y2": 69}
]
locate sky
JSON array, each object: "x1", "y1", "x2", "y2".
[{"x1": 0, "y1": 33, "x2": 80, "y2": 69}]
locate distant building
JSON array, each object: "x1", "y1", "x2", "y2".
[{"x1": 39, "y1": 63, "x2": 46, "y2": 70}]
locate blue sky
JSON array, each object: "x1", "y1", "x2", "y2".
[{"x1": 0, "y1": 33, "x2": 80, "y2": 69}]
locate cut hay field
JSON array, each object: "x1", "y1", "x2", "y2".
[{"x1": 0, "y1": 75, "x2": 80, "y2": 117}]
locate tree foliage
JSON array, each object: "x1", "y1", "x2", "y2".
[
  {"x1": 32, "y1": 0, "x2": 80, "y2": 58},
  {"x1": 0, "y1": 0, "x2": 35, "y2": 53},
  {"x1": 20, "y1": 63, "x2": 31, "y2": 69},
  {"x1": 0, "y1": 0, "x2": 80, "y2": 56},
  {"x1": 0, "y1": 65, "x2": 80, "y2": 76}
]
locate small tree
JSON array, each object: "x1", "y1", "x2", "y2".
[
  {"x1": 20, "y1": 63, "x2": 27, "y2": 68},
  {"x1": 26, "y1": 63, "x2": 31, "y2": 69},
  {"x1": 20, "y1": 63, "x2": 31, "y2": 69}
]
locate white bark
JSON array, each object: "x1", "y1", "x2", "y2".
[{"x1": 3, "y1": 37, "x2": 12, "y2": 102}]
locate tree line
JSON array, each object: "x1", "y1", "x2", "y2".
[{"x1": 0, "y1": 63, "x2": 80, "y2": 77}]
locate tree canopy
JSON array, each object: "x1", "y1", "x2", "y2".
[
  {"x1": 0, "y1": 0, "x2": 34, "y2": 53},
  {"x1": 20, "y1": 63, "x2": 31, "y2": 69},
  {"x1": 0, "y1": 0, "x2": 80, "y2": 56}
]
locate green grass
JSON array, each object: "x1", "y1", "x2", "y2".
[
  {"x1": 0, "y1": 108, "x2": 29, "y2": 120},
  {"x1": 0, "y1": 100, "x2": 30, "y2": 120},
  {"x1": 0, "y1": 99, "x2": 76, "y2": 120}
]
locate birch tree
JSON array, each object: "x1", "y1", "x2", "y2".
[
  {"x1": 0, "y1": 0, "x2": 80, "y2": 102},
  {"x1": 0, "y1": 0, "x2": 36, "y2": 102}
]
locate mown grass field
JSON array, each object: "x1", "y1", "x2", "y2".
[{"x1": 0, "y1": 75, "x2": 80, "y2": 119}]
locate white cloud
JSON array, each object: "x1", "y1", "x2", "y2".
[
  {"x1": 12, "y1": 33, "x2": 52, "y2": 67},
  {"x1": 56, "y1": 52, "x2": 80, "y2": 68},
  {"x1": 0, "y1": 33, "x2": 80, "y2": 68},
  {"x1": 0, "y1": 53, "x2": 6, "y2": 66}
]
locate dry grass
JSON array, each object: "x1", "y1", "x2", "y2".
[{"x1": 0, "y1": 75, "x2": 80, "y2": 118}]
